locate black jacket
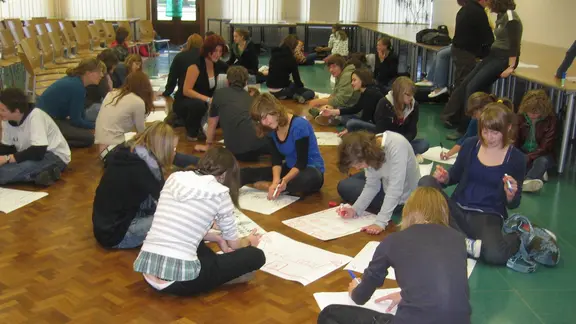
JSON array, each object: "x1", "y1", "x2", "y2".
[
  {"x1": 266, "y1": 45, "x2": 304, "y2": 89},
  {"x1": 227, "y1": 41, "x2": 259, "y2": 75},
  {"x1": 452, "y1": 1, "x2": 494, "y2": 58},
  {"x1": 374, "y1": 96, "x2": 420, "y2": 142},
  {"x1": 374, "y1": 51, "x2": 399, "y2": 86},
  {"x1": 338, "y1": 86, "x2": 384, "y2": 123},
  {"x1": 163, "y1": 48, "x2": 201, "y2": 98},
  {"x1": 92, "y1": 145, "x2": 164, "y2": 248},
  {"x1": 191, "y1": 57, "x2": 229, "y2": 98}
]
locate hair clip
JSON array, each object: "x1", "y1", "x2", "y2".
[{"x1": 497, "y1": 99, "x2": 503, "y2": 103}]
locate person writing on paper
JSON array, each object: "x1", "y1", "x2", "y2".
[
  {"x1": 0, "y1": 88, "x2": 70, "y2": 187},
  {"x1": 240, "y1": 93, "x2": 325, "y2": 200},
  {"x1": 420, "y1": 103, "x2": 527, "y2": 265},
  {"x1": 336, "y1": 131, "x2": 420, "y2": 235},
  {"x1": 133, "y1": 148, "x2": 266, "y2": 295},
  {"x1": 514, "y1": 90, "x2": 557, "y2": 193},
  {"x1": 441, "y1": 93, "x2": 513, "y2": 160},
  {"x1": 318, "y1": 187, "x2": 471, "y2": 324}
]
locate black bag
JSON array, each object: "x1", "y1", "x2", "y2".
[{"x1": 416, "y1": 26, "x2": 452, "y2": 46}]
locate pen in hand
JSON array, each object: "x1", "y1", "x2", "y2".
[{"x1": 347, "y1": 270, "x2": 361, "y2": 284}]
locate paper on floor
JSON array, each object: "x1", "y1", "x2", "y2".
[
  {"x1": 315, "y1": 132, "x2": 342, "y2": 146},
  {"x1": 258, "y1": 231, "x2": 352, "y2": 285},
  {"x1": 314, "y1": 288, "x2": 401, "y2": 314},
  {"x1": 421, "y1": 146, "x2": 457, "y2": 165},
  {"x1": 238, "y1": 186, "x2": 299, "y2": 215},
  {"x1": 210, "y1": 208, "x2": 266, "y2": 237},
  {"x1": 419, "y1": 163, "x2": 433, "y2": 178},
  {"x1": 0, "y1": 188, "x2": 48, "y2": 214},
  {"x1": 283, "y1": 207, "x2": 377, "y2": 241},
  {"x1": 146, "y1": 110, "x2": 167, "y2": 123},
  {"x1": 152, "y1": 98, "x2": 167, "y2": 108},
  {"x1": 316, "y1": 92, "x2": 331, "y2": 99}
]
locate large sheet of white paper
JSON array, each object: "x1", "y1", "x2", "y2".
[
  {"x1": 258, "y1": 231, "x2": 352, "y2": 285},
  {"x1": 419, "y1": 163, "x2": 433, "y2": 178},
  {"x1": 314, "y1": 288, "x2": 401, "y2": 314},
  {"x1": 210, "y1": 208, "x2": 266, "y2": 237},
  {"x1": 315, "y1": 132, "x2": 342, "y2": 146},
  {"x1": 0, "y1": 188, "x2": 48, "y2": 214},
  {"x1": 316, "y1": 92, "x2": 331, "y2": 99},
  {"x1": 238, "y1": 186, "x2": 299, "y2": 215},
  {"x1": 344, "y1": 241, "x2": 477, "y2": 279},
  {"x1": 124, "y1": 132, "x2": 136, "y2": 141},
  {"x1": 421, "y1": 146, "x2": 457, "y2": 165},
  {"x1": 146, "y1": 110, "x2": 167, "y2": 123},
  {"x1": 283, "y1": 207, "x2": 377, "y2": 241},
  {"x1": 152, "y1": 98, "x2": 167, "y2": 108}
]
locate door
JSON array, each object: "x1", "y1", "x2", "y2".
[{"x1": 151, "y1": 0, "x2": 204, "y2": 45}]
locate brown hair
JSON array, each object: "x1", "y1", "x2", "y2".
[
  {"x1": 130, "y1": 121, "x2": 177, "y2": 176},
  {"x1": 97, "y1": 49, "x2": 119, "y2": 73},
  {"x1": 109, "y1": 70, "x2": 153, "y2": 115},
  {"x1": 125, "y1": 54, "x2": 143, "y2": 75},
  {"x1": 234, "y1": 28, "x2": 250, "y2": 41},
  {"x1": 280, "y1": 34, "x2": 300, "y2": 52},
  {"x1": 66, "y1": 58, "x2": 106, "y2": 77},
  {"x1": 195, "y1": 147, "x2": 241, "y2": 208},
  {"x1": 352, "y1": 68, "x2": 374, "y2": 87},
  {"x1": 338, "y1": 131, "x2": 385, "y2": 173},
  {"x1": 250, "y1": 93, "x2": 290, "y2": 137},
  {"x1": 348, "y1": 52, "x2": 367, "y2": 69},
  {"x1": 391, "y1": 76, "x2": 415, "y2": 119},
  {"x1": 227, "y1": 65, "x2": 249, "y2": 88},
  {"x1": 248, "y1": 87, "x2": 260, "y2": 97},
  {"x1": 401, "y1": 187, "x2": 449, "y2": 230},
  {"x1": 466, "y1": 92, "x2": 513, "y2": 117},
  {"x1": 332, "y1": 24, "x2": 342, "y2": 32},
  {"x1": 115, "y1": 26, "x2": 129, "y2": 43},
  {"x1": 184, "y1": 33, "x2": 203, "y2": 51},
  {"x1": 518, "y1": 89, "x2": 554, "y2": 117},
  {"x1": 325, "y1": 54, "x2": 347, "y2": 69},
  {"x1": 377, "y1": 36, "x2": 392, "y2": 49},
  {"x1": 478, "y1": 103, "x2": 516, "y2": 147},
  {"x1": 488, "y1": 0, "x2": 516, "y2": 13},
  {"x1": 336, "y1": 30, "x2": 348, "y2": 41},
  {"x1": 0, "y1": 88, "x2": 30, "y2": 114},
  {"x1": 201, "y1": 34, "x2": 227, "y2": 57}
]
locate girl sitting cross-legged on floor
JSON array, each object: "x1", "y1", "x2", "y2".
[
  {"x1": 373, "y1": 76, "x2": 430, "y2": 158},
  {"x1": 419, "y1": 103, "x2": 526, "y2": 265},
  {"x1": 240, "y1": 93, "x2": 325, "y2": 200},
  {"x1": 336, "y1": 131, "x2": 420, "y2": 235},
  {"x1": 133, "y1": 148, "x2": 266, "y2": 296},
  {"x1": 318, "y1": 187, "x2": 471, "y2": 324}
]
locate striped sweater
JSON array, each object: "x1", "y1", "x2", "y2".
[{"x1": 140, "y1": 171, "x2": 239, "y2": 261}]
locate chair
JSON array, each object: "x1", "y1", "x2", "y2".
[
  {"x1": 18, "y1": 39, "x2": 65, "y2": 99},
  {"x1": 5, "y1": 19, "x2": 26, "y2": 44},
  {"x1": 47, "y1": 31, "x2": 86, "y2": 63},
  {"x1": 23, "y1": 25, "x2": 38, "y2": 39},
  {"x1": 37, "y1": 34, "x2": 77, "y2": 68},
  {"x1": 137, "y1": 20, "x2": 170, "y2": 55},
  {"x1": 72, "y1": 23, "x2": 105, "y2": 55}
]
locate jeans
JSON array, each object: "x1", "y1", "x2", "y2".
[
  {"x1": 173, "y1": 96, "x2": 208, "y2": 137},
  {"x1": 306, "y1": 52, "x2": 319, "y2": 65},
  {"x1": 270, "y1": 82, "x2": 316, "y2": 101},
  {"x1": 173, "y1": 152, "x2": 199, "y2": 169},
  {"x1": 318, "y1": 304, "x2": 394, "y2": 324},
  {"x1": 427, "y1": 45, "x2": 451, "y2": 88},
  {"x1": 526, "y1": 155, "x2": 555, "y2": 180},
  {"x1": 411, "y1": 138, "x2": 430, "y2": 155},
  {"x1": 240, "y1": 164, "x2": 324, "y2": 196},
  {"x1": 160, "y1": 241, "x2": 266, "y2": 296},
  {"x1": 346, "y1": 118, "x2": 377, "y2": 133},
  {"x1": 0, "y1": 152, "x2": 67, "y2": 185},
  {"x1": 54, "y1": 119, "x2": 94, "y2": 148},
  {"x1": 85, "y1": 103, "x2": 101, "y2": 123},
  {"x1": 419, "y1": 175, "x2": 520, "y2": 265},
  {"x1": 114, "y1": 214, "x2": 154, "y2": 249},
  {"x1": 556, "y1": 40, "x2": 576, "y2": 77}
]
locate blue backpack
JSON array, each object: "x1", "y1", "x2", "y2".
[{"x1": 503, "y1": 214, "x2": 560, "y2": 273}]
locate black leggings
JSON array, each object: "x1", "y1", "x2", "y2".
[
  {"x1": 173, "y1": 96, "x2": 208, "y2": 137},
  {"x1": 318, "y1": 305, "x2": 394, "y2": 324},
  {"x1": 240, "y1": 164, "x2": 324, "y2": 196},
  {"x1": 233, "y1": 140, "x2": 272, "y2": 163},
  {"x1": 419, "y1": 176, "x2": 520, "y2": 265},
  {"x1": 160, "y1": 242, "x2": 266, "y2": 296}
]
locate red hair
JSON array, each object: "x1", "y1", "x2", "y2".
[{"x1": 201, "y1": 34, "x2": 227, "y2": 57}]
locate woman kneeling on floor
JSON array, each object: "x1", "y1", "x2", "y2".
[
  {"x1": 133, "y1": 148, "x2": 265, "y2": 295},
  {"x1": 419, "y1": 103, "x2": 525, "y2": 265}
]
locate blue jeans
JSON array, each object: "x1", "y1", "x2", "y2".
[
  {"x1": 173, "y1": 152, "x2": 199, "y2": 168},
  {"x1": 556, "y1": 40, "x2": 576, "y2": 77},
  {"x1": 345, "y1": 118, "x2": 376, "y2": 132},
  {"x1": 270, "y1": 82, "x2": 315, "y2": 101},
  {"x1": 411, "y1": 138, "x2": 430, "y2": 155},
  {"x1": 427, "y1": 45, "x2": 451, "y2": 88},
  {"x1": 305, "y1": 52, "x2": 318, "y2": 65},
  {"x1": 526, "y1": 155, "x2": 555, "y2": 180},
  {"x1": 114, "y1": 196, "x2": 156, "y2": 249},
  {"x1": 85, "y1": 103, "x2": 101, "y2": 123},
  {"x1": 0, "y1": 152, "x2": 67, "y2": 185}
]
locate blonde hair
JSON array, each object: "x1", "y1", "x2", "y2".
[
  {"x1": 130, "y1": 121, "x2": 177, "y2": 175},
  {"x1": 250, "y1": 93, "x2": 290, "y2": 137},
  {"x1": 518, "y1": 89, "x2": 554, "y2": 117},
  {"x1": 185, "y1": 33, "x2": 203, "y2": 51},
  {"x1": 478, "y1": 103, "x2": 516, "y2": 148},
  {"x1": 66, "y1": 58, "x2": 106, "y2": 77},
  {"x1": 401, "y1": 187, "x2": 449, "y2": 230},
  {"x1": 391, "y1": 76, "x2": 415, "y2": 119},
  {"x1": 125, "y1": 54, "x2": 143, "y2": 75}
]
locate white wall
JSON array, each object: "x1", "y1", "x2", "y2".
[
  {"x1": 127, "y1": 0, "x2": 147, "y2": 19},
  {"x1": 432, "y1": 0, "x2": 575, "y2": 48},
  {"x1": 310, "y1": 0, "x2": 340, "y2": 22}
]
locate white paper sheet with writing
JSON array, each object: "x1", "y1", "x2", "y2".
[
  {"x1": 258, "y1": 231, "x2": 352, "y2": 285},
  {"x1": 152, "y1": 86, "x2": 160, "y2": 92},
  {"x1": 238, "y1": 186, "x2": 299, "y2": 215},
  {"x1": 421, "y1": 146, "x2": 457, "y2": 165},
  {"x1": 209, "y1": 208, "x2": 266, "y2": 237},
  {"x1": 316, "y1": 92, "x2": 331, "y2": 99},
  {"x1": 146, "y1": 110, "x2": 167, "y2": 123},
  {"x1": 0, "y1": 188, "x2": 48, "y2": 214},
  {"x1": 315, "y1": 132, "x2": 342, "y2": 146},
  {"x1": 314, "y1": 288, "x2": 401, "y2": 314},
  {"x1": 283, "y1": 207, "x2": 378, "y2": 241},
  {"x1": 419, "y1": 163, "x2": 433, "y2": 178}
]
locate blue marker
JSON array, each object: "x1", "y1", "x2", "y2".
[{"x1": 347, "y1": 270, "x2": 361, "y2": 283}]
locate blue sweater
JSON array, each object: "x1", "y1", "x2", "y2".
[
  {"x1": 37, "y1": 76, "x2": 94, "y2": 129},
  {"x1": 456, "y1": 119, "x2": 478, "y2": 146},
  {"x1": 447, "y1": 137, "x2": 526, "y2": 218}
]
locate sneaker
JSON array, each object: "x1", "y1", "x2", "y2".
[
  {"x1": 465, "y1": 238, "x2": 482, "y2": 259},
  {"x1": 34, "y1": 170, "x2": 54, "y2": 186},
  {"x1": 543, "y1": 171, "x2": 549, "y2": 182},
  {"x1": 415, "y1": 80, "x2": 433, "y2": 87},
  {"x1": 543, "y1": 228, "x2": 557, "y2": 242},
  {"x1": 428, "y1": 87, "x2": 448, "y2": 98},
  {"x1": 309, "y1": 107, "x2": 321, "y2": 118},
  {"x1": 224, "y1": 271, "x2": 255, "y2": 285},
  {"x1": 523, "y1": 179, "x2": 544, "y2": 193},
  {"x1": 415, "y1": 154, "x2": 424, "y2": 164},
  {"x1": 294, "y1": 94, "x2": 307, "y2": 104}
]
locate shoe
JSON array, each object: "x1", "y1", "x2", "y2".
[
  {"x1": 415, "y1": 154, "x2": 424, "y2": 164},
  {"x1": 224, "y1": 271, "x2": 255, "y2": 285},
  {"x1": 34, "y1": 166, "x2": 60, "y2": 187},
  {"x1": 415, "y1": 80, "x2": 433, "y2": 87},
  {"x1": 315, "y1": 115, "x2": 340, "y2": 126},
  {"x1": 543, "y1": 228, "x2": 557, "y2": 242},
  {"x1": 428, "y1": 87, "x2": 448, "y2": 98},
  {"x1": 309, "y1": 107, "x2": 320, "y2": 118},
  {"x1": 523, "y1": 179, "x2": 544, "y2": 193},
  {"x1": 294, "y1": 94, "x2": 307, "y2": 104},
  {"x1": 446, "y1": 131, "x2": 463, "y2": 141},
  {"x1": 543, "y1": 171, "x2": 549, "y2": 182},
  {"x1": 465, "y1": 238, "x2": 482, "y2": 259}
]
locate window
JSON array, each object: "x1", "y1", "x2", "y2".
[
  {"x1": 300, "y1": 0, "x2": 310, "y2": 22},
  {"x1": 156, "y1": 0, "x2": 197, "y2": 21},
  {"x1": 0, "y1": 0, "x2": 53, "y2": 19},
  {"x1": 224, "y1": 0, "x2": 283, "y2": 21},
  {"x1": 339, "y1": 0, "x2": 359, "y2": 22},
  {"x1": 378, "y1": 0, "x2": 433, "y2": 24}
]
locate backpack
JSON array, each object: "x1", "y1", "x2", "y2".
[
  {"x1": 416, "y1": 26, "x2": 452, "y2": 46},
  {"x1": 503, "y1": 214, "x2": 560, "y2": 273}
]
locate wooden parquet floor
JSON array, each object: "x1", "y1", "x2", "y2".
[{"x1": 0, "y1": 102, "x2": 400, "y2": 324}]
